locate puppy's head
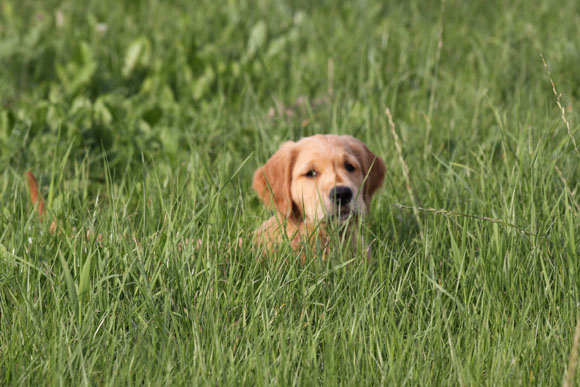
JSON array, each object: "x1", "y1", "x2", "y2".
[{"x1": 253, "y1": 135, "x2": 385, "y2": 223}]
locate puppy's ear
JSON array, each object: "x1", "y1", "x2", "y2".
[
  {"x1": 347, "y1": 137, "x2": 386, "y2": 205},
  {"x1": 253, "y1": 141, "x2": 297, "y2": 217}
]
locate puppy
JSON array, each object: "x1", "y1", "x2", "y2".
[{"x1": 253, "y1": 134, "x2": 385, "y2": 258}]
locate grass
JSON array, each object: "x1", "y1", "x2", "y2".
[{"x1": 1, "y1": 0, "x2": 579, "y2": 384}]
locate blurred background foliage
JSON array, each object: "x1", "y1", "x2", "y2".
[{"x1": 0, "y1": 0, "x2": 579, "y2": 177}]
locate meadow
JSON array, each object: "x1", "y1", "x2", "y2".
[{"x1": 1, "y1": 0, "x2": 580, "y2": 384}]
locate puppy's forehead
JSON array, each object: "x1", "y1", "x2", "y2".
[{"x1": 294, "y1": 135, "x2": 355, "y2": 163}]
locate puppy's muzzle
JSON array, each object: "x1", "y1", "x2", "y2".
[{"x1": 329, "y1": 186, "x2": 353, "y2": 205}]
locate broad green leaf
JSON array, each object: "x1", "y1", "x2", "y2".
[
  {"x1": 58, "y1": 249, "x2": 79, "y2": 318},
  {"x1": 246, "y1": 20, "x2": 267, "y2": 58},
  {"x1": 78, "y1": 251, "x2": 93, "y2": 298},
  {"x1": 123, "y1": 37, "x2": 150, "y2": 77}
]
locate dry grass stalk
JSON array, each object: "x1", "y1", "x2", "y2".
[
  {"x1": 428, "y1": 15, "x2": 444, "y2": 117},
  {"x1": 327, "y1": 57, "x2": 334, "y2": 98},
  {"x1": 555, "y1": 165, "x2": 580, "y2": 216},
  {"x1": 563, "y1": 312, "x2": 580, "y2": 387},
  {"x1": 385, "y1": 108, "x2": 423, "y2": 238},
  {"x1": 541, "y1": 54, "x2": 580, "y2": 158},
  {"x1": 426, "y1": 0, "x2": 445, "y2": 144},
  {"x1": 393, "y1": 203, "x2": 535, "y2": 236}
]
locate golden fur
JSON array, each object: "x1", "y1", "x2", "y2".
[{"x1": 253, "y1": 134, "x2": 385, "y2": 257}]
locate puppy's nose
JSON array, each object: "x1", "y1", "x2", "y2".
[{"x1": 329, "y1": 186, "x2": 353, "y2": 205}]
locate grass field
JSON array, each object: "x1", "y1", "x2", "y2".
[{"x1": 1, "y1": 0, "x2": 580, "y2": 385}]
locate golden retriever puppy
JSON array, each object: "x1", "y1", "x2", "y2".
[{"x1": 253, "y1": 134, "x2": 385, "y2": 258}]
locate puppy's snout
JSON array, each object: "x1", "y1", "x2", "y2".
[{"x1": 329, "y1": 186, "x2": 353, "y2": 205}]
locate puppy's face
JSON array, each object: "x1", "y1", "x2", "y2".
[
  {"x1": 290, "y1": 137, "x2": 367, "y2": 221},
  {"x1": 253, "y1": 135, "x2": 385, "y2": 223}
]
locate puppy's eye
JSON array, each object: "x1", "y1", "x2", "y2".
[
  {"x1": 345, "y1": 162, "x2": 355, "y2": 172},
  {"x1": 305, "y1": 169, "x2": 318, "y2": 178}
]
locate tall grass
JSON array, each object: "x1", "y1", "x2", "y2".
[{"x1": 1, "y1": 0, "x2": 579, "y2": 384}]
